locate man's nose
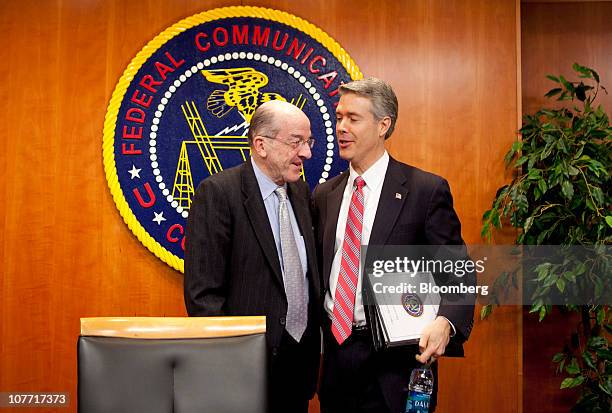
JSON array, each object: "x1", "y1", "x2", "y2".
[
  {"x1": 336, "y1": 118, "x2": 347, "y2": 134},
  {"x1": 298, "y1": 142, "x2": 312, "y2": 159}
]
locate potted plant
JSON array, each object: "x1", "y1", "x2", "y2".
[{"x1": 481, "y1": 63, "x2": 611, "y2": 412}]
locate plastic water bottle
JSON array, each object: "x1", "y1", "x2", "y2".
[{"x1": 405, "y1": 364, "x2": 433, "y2": 413}]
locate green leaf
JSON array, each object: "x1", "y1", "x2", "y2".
[
  {"x1": 557, "y1": 137, "x2": 568, "y2": 153},
  {"x1": 592, "y1": 187, "x2": 604, "y2": 206},
  {"x1": 588, "y1": 129, "x2": 608, "y2": 139},
  {"x1": 560, "y1": 375, "x2": 585, "y2": 389},
  {"x1": 527, "y1": 156, "x2": 536, "y2": 170},
  {"x1": 530, "y1": 299, "x2": 543, "y2": 312},
  {"x1": 605, "y1": 216, "x2": 612, "y2": 228},
  {"x1": 588, "y1": 159, "x2": 604, "y2": 174},
  {"x1": 572, "y1": 63, "x2": 591, "y2": 77},
  {"x1": 539, "y1": 305, "x2": 548, "y2": 322},
  {"x1": 492, "y1": 211, "x2": 501, "y2": 228},
  {"x1": 524, "y1": 216, "x2": 534, "y2": 234},
  {"x1": 552, "y1": 352, "x2": 566, "y2": 363},
  {"x1": 594, "y1": 276, "x2": 604, "y2": 299},
  {"x1": 588, "y1": 336, "x2": 607, "y2": 350},
  {"x1": 596, "y1": 347, "x2": 612, "y2": 362},
  {"x1": 598, "y1": 381, "x2": 612, "y2": 397},
  {"x1": 480, "y1": 224, "x2": 491, "y2": 241},
  {"x1": 596, "y1": 308, "x2": 605, "y2": 325},
  {"x1": 546, "y1": 74, "x2": 560, "y2": 83},
  {"x1": 515, "y1": 156, "x2": 528, "y2": 167},
  {"x1": 582, "y1": 351, "x2": 596, "y2": 370},
  {"x1": 572, "y1": 145, "x2": 585, "y2": 160},
  {"x1": 561, "y1": 181, "x2": 574, "y2": 199},
  {"x1": 575, "y1": 84, "x2": 587, "y2": 101},
  {"x1": 537, "y1": 229, "x2": 549, "y2": 245},
  {"x1": 537, "y1": 179, "x2": 548, "y2": 195},
  {"x1": 480, "y1": 305, "x2": 493, "y2": 320},
  {"x1": 586, "y1": 198, "x2": 596, "y2": 212},
  {"x1": 556, "y1": 278, "x2": 566, "y2": 293},
  {"x1": 535, "y1": 263, "x2": 552, "y2": 280},
  {"x1": 545, "y1": 88, "x2": 563, "y2": 98},
  {"x1": 559, "y1": 75, "x2": 575, "y2": 92},
  {"x1": 527, "y1": 169, "x2": 541, "y2": 180},
  {"x1": 540, "y1": 143, "x2": 554, "y2": 160},
  {"x1": 566, "y1": 358, "x2": 580, "y2": 375}
]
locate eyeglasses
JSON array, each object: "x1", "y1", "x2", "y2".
[{"x1": 260, "y1": 135, "x2": 316, "y2": 150}]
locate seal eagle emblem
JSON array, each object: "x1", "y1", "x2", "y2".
[{"x1": 103, "y1": 7, "x2": 362, "y2": 272}]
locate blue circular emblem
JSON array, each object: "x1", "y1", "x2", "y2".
[
  {"x1": 103, "y1": 7, "x2": 362, "y2": 272},
  {"x1": 402, "y1": 293, "x2": 424, "y2": 317}
]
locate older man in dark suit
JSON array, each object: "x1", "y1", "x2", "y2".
[
  {"x1": 184, "y1": 100, "x2": 321, "y2": 413},
  {"x1": 313, "y1": 78, "x2": 476, "y2": 413}
]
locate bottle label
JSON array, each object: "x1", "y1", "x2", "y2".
[{"x1": 405, "y1": 391, "x2": 430, "y2": 413}]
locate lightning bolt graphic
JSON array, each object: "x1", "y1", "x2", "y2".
[{"x1": 215, "y1": 121, "x2": 249, "y2": 136}]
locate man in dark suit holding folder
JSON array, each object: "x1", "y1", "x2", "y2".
[
  {"x1": 184, "y1": 100, "x2": 321, "y2": 413},
  {"x1": 313, "y1": 77, "x2": 475, "y2": 413}
]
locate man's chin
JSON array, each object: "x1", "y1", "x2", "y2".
[
  {"x1": 338, "y1": 148, "x2": 353, "y2": 161},
  {"x1": 285, "y1": 169, "x2": 302, "y2": 183}
]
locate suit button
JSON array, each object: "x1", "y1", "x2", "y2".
[
  {"x1": 279, "y1": 317, "x2": 286, "y2": 326},
  {"x1": 272, "y1": 347, "x2": 278, "y2": 356}
]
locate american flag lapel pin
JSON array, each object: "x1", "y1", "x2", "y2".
[{"x1": 395, "y1": 193, "x2": 402, "y2": 200}]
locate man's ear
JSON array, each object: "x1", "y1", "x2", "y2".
[
  {"x1": 378, "y1": 116, "x2": 391, "y2": 139},
  {"x1": 252, "y1": 136, "x2": 267, "y2": 158}
]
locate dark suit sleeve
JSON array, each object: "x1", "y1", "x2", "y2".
[
  {"x1": 425, "y1": 178, "x2": 475, "y2": 341},
  {"x1": 184, "y1": 178, "x2": 232, "y2": 316}
]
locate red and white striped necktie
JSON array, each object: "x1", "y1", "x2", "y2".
[{"x1": 331, "y1": 176, "x2": 366, "y2": 345}]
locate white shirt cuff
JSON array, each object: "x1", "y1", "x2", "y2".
[{"x1": 438, "y1": 316, "x2": 456, "y2": 337}]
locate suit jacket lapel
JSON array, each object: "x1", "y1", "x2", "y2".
[
  {"x1": 322, "y1": 171, "x2": 349, "y2": 290},
  {"x1": 241, "y1": 161, "x2": 284, "y2": 286},
  {"x1": 369, "y1": 157, "x2": 410, "y2": 245},
  {"x1": 363, "y1": 157, "x2": 409, "y2": 347}
]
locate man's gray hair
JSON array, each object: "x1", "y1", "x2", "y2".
[
  {"x1": 247, "y1": 104, "x2": 280, "y2": 145},
  {"x1": 339, "y1": 77, "x2": 398, "y2": 139}
]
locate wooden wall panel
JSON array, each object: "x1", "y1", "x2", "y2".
[
  {"x1": 521, "y1": 2, "x2": 612, "y2": 412},
  {"x1": 522, "y1": 1, "x2": 612, "y2": 115},
  {"x1": 523, "y1": 308, "x2": 581, "y2": 413},
  {"x1": 0, "y1": 1, "x2": 520, "y2": 412}
]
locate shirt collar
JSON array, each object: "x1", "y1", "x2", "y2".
[
  {"x1": 251, "y1": 157, "x2": 285, "y2": 200},
  {"x1": 348, "y1": 151, "x2": 389, "y2": 191}
]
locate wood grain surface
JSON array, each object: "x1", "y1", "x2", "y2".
[
  {"x1": 80, "y1": 316, "x2": 266, "y2": 338},
  {"x1": 522, "y1": 1, "x2": 612, "y2": 115},
  {"x1": 0, "y1": 1, "x2": 522, "y2": 412}
]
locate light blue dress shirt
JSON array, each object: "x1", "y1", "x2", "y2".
[{"x1": 251, "y1": 158, "x2": 308, "y2": 280}]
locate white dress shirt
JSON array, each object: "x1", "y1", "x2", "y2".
[{"x1": 324, "y1": 151, "x2": 389, "y2": 325}]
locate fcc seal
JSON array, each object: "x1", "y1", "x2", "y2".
[
  {"x1": 103, "y1": 7, "x2": 362, "y2": 272},
  {"x1": 402, "y1": 294, "x2": 424, "y2": 317}
]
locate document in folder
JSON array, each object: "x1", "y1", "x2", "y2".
[{"x1": 365, "y1": 272, "x2": 440, "y2": 349}]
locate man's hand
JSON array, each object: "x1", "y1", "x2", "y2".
[{"x1": 415, "y1": 316, "x2": 451, "y2": 364}]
